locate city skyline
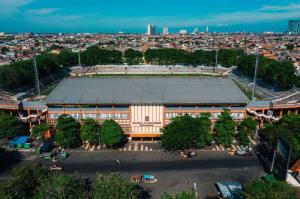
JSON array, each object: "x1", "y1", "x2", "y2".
[{"x1": 0, "y1": 0, "x2": 300, "y2": 33}]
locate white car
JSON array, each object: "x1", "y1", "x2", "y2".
[{"x1": 49, "y1": 164, "x2": 63, "y2": 171}]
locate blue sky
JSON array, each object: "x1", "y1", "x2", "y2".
[{"x1": 0, "y1": 0, "x2": 300, "y2": 33}]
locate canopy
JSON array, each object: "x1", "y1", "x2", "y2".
[
  {"x1": 9, "y1": 136, "x2": 30, "y2": 145},
  {"x1": 216, "y1": 181, "x2": 243, "y2": 199}
]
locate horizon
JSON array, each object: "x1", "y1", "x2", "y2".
[{"x1": 0, "y1": 1, "x2": 300, "y2": 33}]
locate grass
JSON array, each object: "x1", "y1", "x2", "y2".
[
  {"x1": 86, "y1": 73, "x2": 222, "y2": 77},
  {"x1": 232, "y1": 79, "x2": 261, "y2": 100},
  {"x1": 41, "y1": 84, "x2": 57, "y2": 96}
]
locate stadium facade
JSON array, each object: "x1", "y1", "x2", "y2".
[
  {"x1": 45, "y1": 76, "x2": 249, "y2": 139},
  {"x1": 1, "y1": 76, "x2": 299, "y2": 140}
]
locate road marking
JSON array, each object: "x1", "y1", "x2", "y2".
[{"x1": 134, "y1": 143, "x2": 138, "y2": 151}]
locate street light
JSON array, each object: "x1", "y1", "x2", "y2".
[{"x1": 252, "y1": 48, "x2": 260, "y2": 101}]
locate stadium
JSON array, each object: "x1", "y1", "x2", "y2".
[{"x1": 45, "y1": 76, "x2": 249, "y2": 140}]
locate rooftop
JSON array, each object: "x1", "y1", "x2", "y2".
[{"x1": 45, "y1": 76, "x2": 249, "y2": 105}]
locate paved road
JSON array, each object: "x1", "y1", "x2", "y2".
[
  {"x1": 61, "y1": 156, "x2": 260, "y2": 174},
  {"x1": 2, "y1": 151, "x2": 264, "y2": 199}
]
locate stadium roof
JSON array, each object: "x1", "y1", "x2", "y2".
[{"x1": 45, "y1": 77, "x2": 249, "y2": 105}]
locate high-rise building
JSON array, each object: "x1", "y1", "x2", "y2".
[
  {"x1": 288, "y1": 20, "x2": 300, "y2": 33},
  {"x1": 192, "y1": 28, "x2": 199, "y2": 35},
  {"x1": 147, "y1": 24, "x2": 155, "y2": 35},
  {"x1": 163, "y1": 27, "x2": 169, "y2": 35},
  {"x1": 205, "y1": 26, "x2": 209, "y2": 33},
  {"x1": 179, "y1": 29, "x2": 188, "y2": 34}
]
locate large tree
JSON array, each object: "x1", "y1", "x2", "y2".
[
  {"x1": 80, "y1": 118, "x2": 100, "y2": 145},
  {"x1": 160, "y1": 191, "x2": 196, "y2": 199},
  {"x1": 100, "y1": 120, "x2": 124, "y2": 148},
  {"x1": 0, "y1": 165, "x2": 49, "y2": 199},
  {"x1": 238, "y1": 118, "x2": 258, "y2": 146},
  {"x1": 34, "y1": 174, "x2": 89, "y2": 199},
  {"x1": 214, "y1": 109, "x2": 236, "y2": 147},
  {"x1": 55, "y1": 114, "x2": 80, "y2": 148},
  {"x1": 0, "y1": 112, "x2": 22, "y2": 139},
  {"x1": 259, "y1": 114, "x2": 300, "y2": 165},
  {"x1": 31, "y1": 123, "x2": 50, "y2": 140},
  {"x1": 93, "y1": 173, "x2": 142, "y2": 199},
  {"x1": 244, "y1": 180, "x2": 299, "y2": 199},
  {"x1": 161, "y1": 114, "x2": 213, "y2": 151},
  {"x1": 124, "y1": 48, "x2": 143, "y2": 65}
]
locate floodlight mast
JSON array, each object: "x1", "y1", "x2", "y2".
[
  {"x1": 215, "y1": 49, "x2": 219, "y2": 73},
  {"x1": 33, "y1": 42, "x2": 40, "y2": 98},
  {"x1": 252, "y1": 48, "x2": 259, "y2": 101}
]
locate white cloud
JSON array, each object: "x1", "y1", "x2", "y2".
[
  {"x1": 0, "y1": 0, "x2": 33, "y2": 15},
  {"x1": 25, "y1": 8, "x2": 59, "y2": 15},
  {"x1": 258, "y1": 3, "x2": 300, "y2": 11}
]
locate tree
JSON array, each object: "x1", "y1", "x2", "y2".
[
  {"x1": 259, "y1": 114, "x2": 300, "y2": 165},
  {"x1": 34, "y1": 174, "x2": 89, "y2": 199},
  {"x1": 238, "y1": 118, "x2": 258, "y2": 146},
  {"x1": 31, "y1": 123, "x2": 50, "y2": 140},
  {"x1": 55, "y1": 114, "x2": 79, "y2": 148},
  {"x1": 215, "y1": 109, "x2": 236, "y2": 147},
  {"x1": 161, "y1": 114, "x2": 212, "y2": 151},
  {"x1": 58, "y1": 50, "x2": 78, "y2": 67},
  {"x1": 0, "y1": 164, "x2": 49, "y2": 199},
  {"x1": 0, "y1": 112, "x2": 22, "y2": 139},
  {"x1": 244, "y1": 180, "x2": 299, "y2": 199},
  {"x1": 100, "y1": 120, "x2": 124, "y2": 148},
  {"x1": 124, "y1": 48, "x2": 143, "y2": 65},
  {"x1": 161, "y1": 191, "x2": 196, "y2": 199},
  {"x1": 93, "y1": 173, "x2": 142, "y2": 199},
  {"x1": 80, "y1": 118, "x2": 100, "y2": 145}
]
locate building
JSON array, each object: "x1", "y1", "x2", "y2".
[
  {"x1": 179, "y1": 30, "x2": 188, "y2": 34},
  {"x1": 147, "y1": 24, "x2": 155, "y2": 35},
  {"x1": 205, "y1": 26, "x2": 209, "y2": 33},
  {"x1": 288, "y1": 20, "x2": 300, "y2": 33},
  {"x1": 45, "y1": 76, "x2": 249, "y2": 140},
  {"x1": 163, "y1": 27, "x2": 169, "y2": 35}
]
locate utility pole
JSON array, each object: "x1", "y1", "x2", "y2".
[
  {"x1": 214, "y1": 49, "x2": 218, "y2": 74},
  {"x1": 33, "y1": 45, "x2": 40, "y2": 98},
  {"x1": 78, "y1": 50, "x2": 82, "y2": 76},
  {"x1": 252, "y1": 48, "x2": 259, "y2": 101}
]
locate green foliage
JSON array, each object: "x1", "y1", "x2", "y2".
[
  {"x1": 161, "y1": 191, "x2": 196, "y2": 199},
  {"x1": 93, "y1": 173, "x2": 141, "y2": 199},
  {"x1": 237, "y1": 55, "x2": 297, "y2": 90},
  {"x1": 161, "y1": 114, "x2": 213, "y2": 151},
  {"x1": 58, "y1": 50, "x2": 78, "y2": 67},
  {"x1": 124, "y1": 48, "x2": 143, "y2": 65},
  {"x1": 55, "y1": 114, "x2": 79, "y2": 148},
  {"x1": 31, "y1": 123, "x2": 49, "y2": 140},
  {"x1": 81, "y1": 46, "x2": 123, "y2": 66},
  {"x1": 259, "y1": 114, "x2": 300, "y2": 165},
  {"x1": 100, "y1": 120, "x2": 124, "y2": 148},
  {"x1": 0, "y1": 165, "x2": 49, "y2": 199},
  {"x1": 34, "y1": 174, "x2": 89, "y2": 199},
  {"x1": 80, "y1": 118, "x2": 100, "y2": 145},
  {"x1": 215, "y1": 109, "x2": 236, "y2": 147},
  {"x1": 244, "y1": 180, "x2": 299, "y2": 199},
  {"x1": 0, "y1": 112, "x2": 22, "y2": 139},
  {"x1": 238, "y1": 118, "x2": 258, "y2": 146},
  {"x1": 0, "y1": 52, "x2": 60, "y2": 90}
]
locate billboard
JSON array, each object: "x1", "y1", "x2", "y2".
[{"x1": 271, "y1": 138, "x2": 292, "y2": 180}]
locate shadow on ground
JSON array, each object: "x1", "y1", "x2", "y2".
[{"x1": 0, "y1": 148, "x2": 22, "y2": 174}]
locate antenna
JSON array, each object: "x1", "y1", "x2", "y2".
[
  {"x1": 214, "y1": 49, "x2": 218, "y2": 73},
  {"x1": 252, "y1": 48, "x2": 259, "y2": 101},
  {"x1": 33, "y1": 45, "x2": 40, "y2": 98}
]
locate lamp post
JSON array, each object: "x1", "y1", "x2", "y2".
[{"x1": 252, "y1": 48, "x2": 259, "y2": 101}]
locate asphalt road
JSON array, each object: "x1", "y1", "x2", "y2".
[
  {"x1": 2, "y1": 151, "x2": 264, "y2": 199},
  {"x1": 61, "y1": 156, "x2": 260, "y2": 173}
]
